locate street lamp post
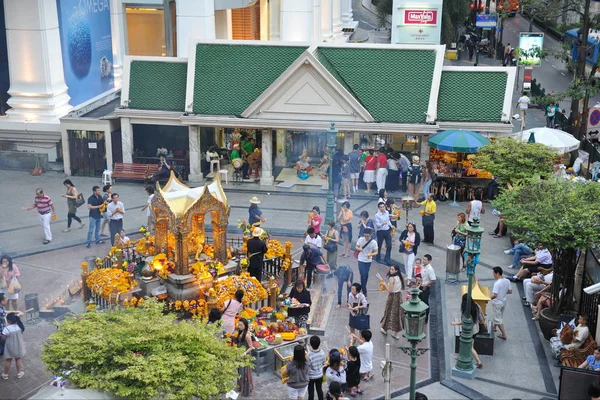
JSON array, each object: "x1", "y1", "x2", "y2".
[
  {"x1": 325, "y1": 123, "x2": 338, "y2": 224},
  {"x1": 453, "y1": 217, "x2": 484, "y2": 377},
  {"x1": 399, "y1": 288, "x2": 429, "y2": 400}
]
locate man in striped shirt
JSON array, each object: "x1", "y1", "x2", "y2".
[{"x1": 26, "y1": 188, "x2": 55, "y2": 244}]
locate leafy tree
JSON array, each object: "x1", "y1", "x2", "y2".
[
  {"x1": 493, "y1": 180, "x2": 600, "y2": 316},
  {"x1": 473, "y1": 137, "x2": 556, "y2": 186},
  {"x1": 42, "y1": 300, "x2": 251, "y2": 400}
]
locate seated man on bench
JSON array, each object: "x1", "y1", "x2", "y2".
[{"x1": 507, "y1": 242, "x2": 552, "y2": 282}]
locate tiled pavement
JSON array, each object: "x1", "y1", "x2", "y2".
[{"x1": 0, "y1": 169, "x2": 560, "y2": 399}]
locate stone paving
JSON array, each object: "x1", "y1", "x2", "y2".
[{"x1": 0, "y1": 169, "x2": 562, "y2": 399}]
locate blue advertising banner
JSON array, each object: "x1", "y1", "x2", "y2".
[
  {"x1": 56, "y1": 0, "x2": 114, "y2": 106},
  {"x1": 476, "y1": 14, "x2": 497, "y2": 28}
]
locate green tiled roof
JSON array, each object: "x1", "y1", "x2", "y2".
[
  {"x1": 438, "y1": 71, "x2": 507, "y2": 122},
  {"x1": 315, "y1": 48, "x2": 436, "y2": 123},
  {"x1": 128, "y1": 61, "x2": 187, "y2": 111},
  {"x1": 193, "y1": 44, "x2": 307, "y2": 115}
]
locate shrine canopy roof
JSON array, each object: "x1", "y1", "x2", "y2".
[{"x1": 158, "y1": 172, "x2": 228, "y2": 218}]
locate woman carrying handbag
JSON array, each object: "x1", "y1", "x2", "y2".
[{"x1": 347, "y1": 283, "x2": 369, "y2": 335}]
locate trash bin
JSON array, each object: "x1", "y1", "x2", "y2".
[
  {"x1": 24, "y1": 293, "x2": 41, "y2": 325},
  {"x1": 446, "y1": 245, "x2": 462, "y2": 284}
]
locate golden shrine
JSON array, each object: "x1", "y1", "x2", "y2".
[{"x1": 152, "y1": 171, "x2": 230, "y2": 275}]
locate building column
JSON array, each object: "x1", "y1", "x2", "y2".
[
  {"x1": 275, "y1": 129, "x2": 287, "y2": 167},
  {"x1": 280, "y1": 0, "x2": 312, "y2": 42},
  {"x1": 332, "y1": 0, "x2": 343, "y2": 40},
  {"x1": 260, "y1": 0, "x2": 270, "y2": 40},
  {"x1": 343, "y1": 132, "x2": 354, "y2": 154},
  {"x1": 176, "y1": 0, "x2": 215, "y2": 57},
  {"x1": 60, "y1": 127, "x2": 71, "y2": 176},
  {"x1": 354, "y1": 132, "x2": 361, "y2": 148},
  {"x1": 3, "y1": 0, "x2": 71, "y2": 121},
  {"x1": 340, "y1": 0, "x2": 352, "y2": 29},
  {"x1": 270, "y1": 0, "x2": 281, "y2": 41},
  {"x1": 260, "y1": 129, "x2": 274, "y2": 186},
  {"x1": 215, "y1": 9, "x2": 233, "y2": 40},
  {"x1": 188, "y1": 125, "x2": 203, "y2": 183},
  {"x1": 321, "y1": 0, "x2": 333, "y2": 41},
  {"x1": 110, "y1": 0, "x2": 127, "y2": 89},
  {"x1": 105, "y1": 127, "x2": 113, "y2": 172},
  {"x1": 312, "y1": 0, "x2": 321, "y2": 42},
  {"x1": 420, "y1": 135, "x2": 430, "y2": 161},
  {"x1": 121, "y1": 117, "x2": 133, "y2": 163}
]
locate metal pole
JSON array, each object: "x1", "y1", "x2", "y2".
[
  {"x1": 384, "y1": 343, "x2": 392, "y2": 400},
  {"x1": 325, "y1": 144, "x2": 335, "y2": 224},
  {"x1": 455, "y1": 256, "x2": 475, "y2": 371},
  {"x1": 409, "y1": 340, "x2": 418, "y2": 400}
]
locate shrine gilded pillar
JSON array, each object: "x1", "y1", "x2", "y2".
[
  {"x1": 175, "y1": 229, "x2": 190, "y2": 275},
  {"x1": 212, "y1": 221, "x2": 229, "y2": 262},
  {"x1": 155, "y1": 218, "x2": 168, "y2": 253}
]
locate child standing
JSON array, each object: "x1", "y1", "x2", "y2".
[
  {"x1": 352, "y1": 329, "x2": 374, "y2": 381},
  {"x1": 325, "y1": 354, "x2": 346, "y2": 393},
  {"x1": 307, "y1": 336, "x2": 326, "y2": 400},
  {"x1": 412, "y1": 258, "x2": 423, "y2": 282},
  {"x1": 2, "y1": 312, "x2": 25, "y2": 379},
  {"x1": 346, "y1": 346, "x2": 362, "y2": 397}
]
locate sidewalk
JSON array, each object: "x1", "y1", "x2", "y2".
[{"x1": 0, "y1": 170, "x2": 560, "y2": 399}]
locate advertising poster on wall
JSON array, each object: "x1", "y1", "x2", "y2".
[
  {"x1": 518, "y1": 32, "x2": 544, "y2": 67},
  {"x1": 56, "y1": 0, "x2": 114, "y2": 106},
  {"x1": 391, "y1": 0, "x2": 443, "y2": 45}
]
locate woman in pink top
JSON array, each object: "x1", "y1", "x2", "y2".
[
  {"x1": 0, "y1": 255, "x2": 21, "y2": 311},
  {"x1": 220, "y1": 289, "x2": 244, "y2": 334}
]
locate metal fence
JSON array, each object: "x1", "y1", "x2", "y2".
[{"x1": 580, "y1": 249, "x2": 600, "y2": 335}]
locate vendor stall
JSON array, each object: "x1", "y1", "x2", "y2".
[{"x1": 428, "y1": 130, "x2": 493, "y2": 204}]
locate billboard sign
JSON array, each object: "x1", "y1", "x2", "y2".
[
  {"x1": 518, "y1": 32, "x2": 544, "y2": 67},
  {"x1": 404, "y1": 10, "x2": 437, "y2": 25},
  {"x1": 476, "y1": 14, "x2": 497, "y2": 28},
  {"x1": 56, "y1": 0, "x2": 114, "y2": 106},
  {"x1": 391, "y1": 0, "x2": 443, "y2": 45}
]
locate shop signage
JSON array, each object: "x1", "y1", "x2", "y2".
[
  {"x1": 404, "y1": 10, "x2": 437, "y2": 25},
  {"x1": 56, "y1": 0, "x2": 115, "y2": 106},
  {"x1": 392, "y1": 0, "x2": 443, "y2": 45},
  {"x1": 476, "y1": 14, "x2": 497, "y2": 28}
]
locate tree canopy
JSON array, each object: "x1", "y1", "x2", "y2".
[
  {"x1": 493, "y1": 179, "x2": 600, "y2": 315},
  {"x1": 492, "y1": 180, "x2": 600, "y2": 250},
  {"x1": 42, "y1": 300, "x2": 251, "y2": 400},
  {"x1": 473, "y1": 137, "x2": 556, "y2": 186}
]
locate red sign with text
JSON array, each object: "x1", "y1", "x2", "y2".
[{"x1": 404, "y1": 10, "x2": 437, "y2": 25}]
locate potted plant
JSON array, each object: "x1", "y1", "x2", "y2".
[{"x1": 493, "y1": 179, "x2": 600, "y2": 339}]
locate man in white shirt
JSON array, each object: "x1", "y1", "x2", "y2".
[
  {"x1": 492, "y1": 266, "x2": 513, "y2": 340},
  {"x1": 523, "y1": 271, "x2": 553, "y2": 306},
  {"x1": 374, "y1": 202, "x2": 392, "y2": 265},
  {"x1": 419, "y1": 254, "x2": 436, "y2": 324},
  {"x1": 106, "y1": 193, "x2": 125, "y2": 246},
  {"x1": 466, "y1": 199, "x2": 484, "y2": 224},
  {"x1": 355, "y1": 229, "x2": 378, "y2": 298},
  {"x1": 351, "y1": 329, "x2": 374, "y2": 381},
  {"x1": 516, "y1": 92, "x2": 531, "y2": 127},
  {"x1": 304, "y1": 227, "x2": 323, "y2": 249}
]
